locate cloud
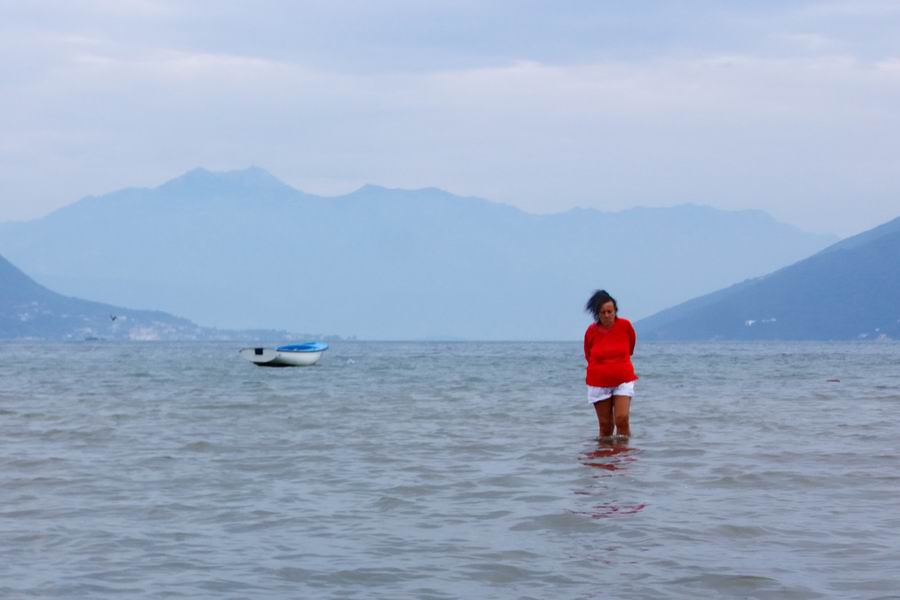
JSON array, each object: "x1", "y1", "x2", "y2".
[
  {"x1": 777, "y1": 32, "x2": 841, "y2": 52},
  {"x1": 2, "y1": 2, "x2": 900, "y2": 235},
  {"x1": 799, "y1": 0, "x2": 900, "y2": 17}
]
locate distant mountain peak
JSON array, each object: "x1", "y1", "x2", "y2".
[
  {"x1": 348, "y1": 183, "x2": 479, "y2": 203},
  {"x1": 345, "y1": 184, "x2": 398, "y2": 199},
  {"x1": 350, "y1": 183, "x2": 441, "y2": 195},
  {"x1": 157, "y1": 166, "x2": 296, "y2": 195}
]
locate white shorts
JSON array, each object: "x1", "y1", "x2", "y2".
[{"x1": 587, "y1": 381, "x2": 635, "y2": 404}]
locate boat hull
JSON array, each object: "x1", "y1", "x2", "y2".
[{"x1": 240, "y1": 347, "x2": 324, "y2": 367}]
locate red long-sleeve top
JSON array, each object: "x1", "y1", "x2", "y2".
[{"x1": 584, "y1": 318, "x2": 637, "y2": 387}]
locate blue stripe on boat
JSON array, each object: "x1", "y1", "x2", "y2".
[{"x1": 275, "y1": 342, "x2": 329, "y2": 352}]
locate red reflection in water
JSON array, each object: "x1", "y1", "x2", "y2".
[
  {"x1": 577, "y1": 502, "x2": 647, "y2": 519},
  {"x1": 574, "y1": 440, "x2": 646, "y2": 518},
  {"x1": 580, "y1": 440, "x2": 637, "y2": 471}
]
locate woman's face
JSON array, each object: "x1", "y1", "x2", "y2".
[{"x1": 597, "y1": 301, "x2": 616, "y2": 328}]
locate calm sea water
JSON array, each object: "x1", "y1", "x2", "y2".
[{"x1": 1, "y1": 341, "x2": 899, "y2": 599}]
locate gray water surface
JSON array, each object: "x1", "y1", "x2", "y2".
[{"x1": 2, "y1": 341, "x2": 899, "y2": 599}]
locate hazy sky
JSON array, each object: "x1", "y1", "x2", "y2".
[{"x1": 2, "y1": 0, "x2": 899, "y2": 236}]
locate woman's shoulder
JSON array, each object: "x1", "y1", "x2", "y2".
[{"x1": 616, "y1": 317, "x2": 634, "y2": 330}]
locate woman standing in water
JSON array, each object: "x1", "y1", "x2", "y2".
[{"x1": 584, "y1": 290, "x2": 638, "y2": 440}]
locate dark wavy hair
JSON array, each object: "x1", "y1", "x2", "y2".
[{"x1": 585, "y1": 289, "x2": 618, "y2": 320}]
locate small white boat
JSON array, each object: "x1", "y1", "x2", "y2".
[{"x1": 239, "y1": 342, "x2": 329, "y2": 367}]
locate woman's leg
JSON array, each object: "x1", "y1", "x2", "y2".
[
  {"x1": 593, "y1": 399, "x2": 614, "y2": 439},
  {"x1": 611, "y1": 395, "x2": 632, "y2": 438}
]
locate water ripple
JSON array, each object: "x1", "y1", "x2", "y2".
[{"x1": 1, "y1": 340, "x2": 898, "y2": 598}]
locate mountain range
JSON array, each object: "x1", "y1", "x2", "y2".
[
  {"x1": 637, "y1": 216, "x2": 900, "y2": 340},
  {"x1": 0, "y1": 253, "x2": 208, "y2": 340},
  {"x1": 0, "y1": 167, "x2": 837, "y2": 340},
  {"x1": 0, "y1": 251, "x2": 326, "y2": 341}
]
